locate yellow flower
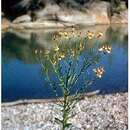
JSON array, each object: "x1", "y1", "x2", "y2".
[
  {"x1": 106, "y1": 46, "x2": 112, "y2": 53},
  {"x1": 96, "y1": 32, "x2": 103, "y2": 38},
  {"x1": 59, "y1": 31, "x2": 64, "y2": 36},
  {"x1": 60, "y1": 54, "x2": 65, "y2": 58},
  {"x1": 54, "y1": 46, "x2": 59, "y2": 51},
  {"x1": 87, "y1": 31, "x2": 94, "y2": 40},
  {"x1": 98, "y1": 45, "x2": 112, "y2": 54},
  {"x1": 98, "y1": 45, "x2": 105, "y2": 52},
  {"x1": 64, "y1": 32, "x2": 68, "y2": 36},
  {"x1": 93, "y1": 67, "x2": 105, "y2": 78}
]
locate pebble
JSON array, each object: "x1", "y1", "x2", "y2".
[{"x1": 2, "y1": 92, "x2": 128, "y2": 130}]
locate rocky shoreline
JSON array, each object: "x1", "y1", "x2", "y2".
[
  {"x1": 2, "y1": 1, "x2": 128, "y2": 30},
  {"x1": 2, "y1": 92, "x2": 128, "y2": 130}
]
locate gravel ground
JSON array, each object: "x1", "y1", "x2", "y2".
[{"x1": 2, "y1": 92, "x2": 128, "y2": 130}]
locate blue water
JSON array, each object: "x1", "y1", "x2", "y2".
[{"x1": 2, "y1": 25, "x2": 128, "y2": 102}]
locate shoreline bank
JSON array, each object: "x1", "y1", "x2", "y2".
[{"x1": 2, "y1": 92, "x2": 128, "y2": 130}]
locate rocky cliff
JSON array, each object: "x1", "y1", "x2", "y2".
[{"x1": 2, "y1": 1, "x2": 128, "y2": 30}]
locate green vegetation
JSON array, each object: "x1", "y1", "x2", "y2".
[{"x1": 35, "y1": 29, "x2": 111, "y2": 129}]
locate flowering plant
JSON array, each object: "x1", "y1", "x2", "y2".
[{"x1": 35, "y1": 28, "x2": 111, "y2": 130}]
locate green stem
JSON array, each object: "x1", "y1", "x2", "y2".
[{"x1": 62, "y1": 91, "x2": 68, "y2": 130}]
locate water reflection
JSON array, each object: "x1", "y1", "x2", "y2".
[{"x1": 2, "y1": 25, "x2": 128, "y2": 102}]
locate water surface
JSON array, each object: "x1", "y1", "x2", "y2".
[{"x1": 2, "y1": 25, "x2": 128, "y2": 102}]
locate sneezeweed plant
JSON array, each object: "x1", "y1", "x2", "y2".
[{"x1": 35, "y1": 29, "x2": 112, "y2": 130}]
